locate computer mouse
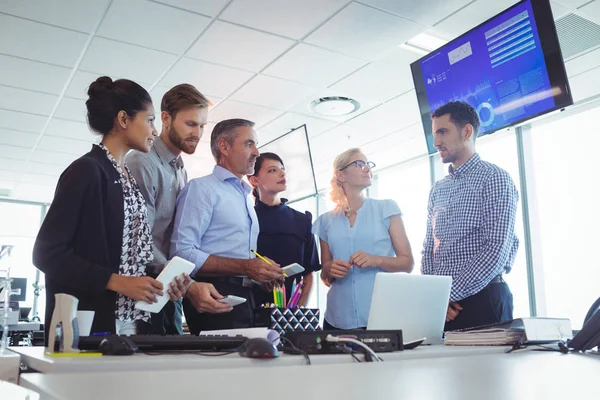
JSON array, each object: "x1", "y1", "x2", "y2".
[
  {"x1": 98, "y1": 335, "x2": 137, "y2": 356},
  {"x1": 238, "y1": 338, "x2": 279, "y2": 359}
]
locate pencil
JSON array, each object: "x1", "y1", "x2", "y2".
[{"x1": 250, "y1": 249, "x2": 287, "y2": 277}]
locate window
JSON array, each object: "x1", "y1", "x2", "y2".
[
  {"x1": 477, "y1": 131, "x2": 530, "y2": 319},
  {"x1": 526, "y1": 106, "x2": 600, "y2": 328},
  {"x1": 375, "y1": 157, "x2": 431, "y2": 270},
  {"x1": 0, "y1": 201, "x2": 45, "y2": 319}
]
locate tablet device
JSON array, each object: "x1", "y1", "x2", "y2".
[{"x1": 135, "y1": 256, "x2": 195, "y2": 313}]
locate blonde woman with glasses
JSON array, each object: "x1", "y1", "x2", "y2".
[{"x1": 313, "y1": 148, "x2": 414, "y2": 330}]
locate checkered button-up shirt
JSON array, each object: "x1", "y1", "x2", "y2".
[{"x1": 421, "y1": 153, "x2": 519, "y2": 301}]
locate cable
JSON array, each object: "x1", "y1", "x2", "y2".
[
  {"x1": 280, "y1": 336, "x2": 311, "y2": 365},
  {"x1": 325, "y1": 334, "x2": 383, "y2": 362}
]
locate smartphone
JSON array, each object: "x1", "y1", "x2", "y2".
[
  {"x1": 219, "y1": 295, "x2": 247, "y2": 307},
  {"x1": 281, "y1": 263, "x2": 305, "y2": 276}
]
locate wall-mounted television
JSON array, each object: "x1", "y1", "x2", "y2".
[{"x1": 411, "y1": 0, "x2": 573, "y2": 154}]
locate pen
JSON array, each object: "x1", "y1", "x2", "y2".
[
  {"x1": 250, "y1": 249, "x2": 287, "y2": 278},
  {"x1": 90, "y1": 332, "x2": 111, "y2": 337}
]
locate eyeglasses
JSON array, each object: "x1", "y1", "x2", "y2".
[{"x1": 340, "y1": 160, "x2": 376, "y2": 172}]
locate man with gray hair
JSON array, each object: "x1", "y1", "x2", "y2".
[{"x1": 171, "y1": 118, "x2": 284, "y2": 333}]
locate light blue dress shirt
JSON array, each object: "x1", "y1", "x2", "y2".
[
  {"x1": 313, "y1": 198, "x2": 402, "y2": 329},
  {"x1": 170, "y1": 165, "x2": 259, "y2": 276}
]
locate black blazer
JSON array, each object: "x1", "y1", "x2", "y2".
[{"x1": 33, "y1": 145, "x2": 125, "y2": 341}]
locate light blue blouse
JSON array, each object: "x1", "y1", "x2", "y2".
[{"x1": 312, "y1": 198, "x2": 402, "y2": 329}]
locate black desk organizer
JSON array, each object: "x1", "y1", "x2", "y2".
[{"x1": 254, "y1": 308, "x2": 321, "y2": 335}]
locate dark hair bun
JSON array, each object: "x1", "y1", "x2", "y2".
[{"x1": 87, "y1": 76, "x2": 114, "y2": 97}]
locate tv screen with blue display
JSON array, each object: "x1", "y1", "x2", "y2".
[{"x1": 411, "y1": 0, "x2": 572, "y2": 154}]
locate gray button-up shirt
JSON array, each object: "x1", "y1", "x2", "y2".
[{"x1": 126, "y1": 137, "x2": 187, "y2": 274}]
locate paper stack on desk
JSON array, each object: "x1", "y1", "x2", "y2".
[{"x1": 444, "y1": 318, "x2": 573, "y2": 346}]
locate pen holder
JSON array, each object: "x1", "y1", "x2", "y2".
[{"x1": 254, "y1": 308, "x2": 321, "y2": 336}]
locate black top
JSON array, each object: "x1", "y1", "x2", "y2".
[
  {"x1": 253, "y1": 199, "x2": 321, "y2": 306},
  {"x1": 33, "y1": 145, "x2": 126, "y2": 342}
]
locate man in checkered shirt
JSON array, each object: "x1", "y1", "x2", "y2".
[{"x1": 422, "y1": 101, "x2": 519, "y2": 331}]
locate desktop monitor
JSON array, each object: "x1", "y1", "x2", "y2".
[{"x1": 411, "y1": 0, "x2": 573, "y2": 154}]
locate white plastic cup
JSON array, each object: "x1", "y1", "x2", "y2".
[{"x1": 76, "y1": 310, "x2": 95, "y2": 336}]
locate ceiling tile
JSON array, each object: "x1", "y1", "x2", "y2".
[
  {"x1": 0, "y1": 144, "x2": 31, "y2": 161},
  {"x1": 65, "y1": 71, "x2": 153, "y2": 100},
  {"x1": 346, "y1": 90, "x2": 421, "y2": 134},
  {"x1": 186, "y1": 21, "x2": 294, "y2": 72},
  {"x1": 565, "y1": 47, "x2": 600, "y2": 77},
  {"x1": 0, "y1": 55, "x2": 71, "y2": 95},
  {"x1": 208, "y1": 100, "x2": 284, "y2": 129},
  {"x1": 0, "y1": 86, "x2": 58, "y2": 116},
  {"x1": 308, "y1": 124, "x2": 365, "y2": 164},
  {"x1": 550, "y1": 1, "x2": 570, "y2": 19},
  {"x1": 305, "y1": 2, "x2": 424, "y2": 60},
  {"x1": 359, "y1": 0, "x2": 471, "y2": 26},
  {"x1": 80, "y1": 37, "x2": 178, "y2": 84},
  {"x1": 555, "y1": 0, "x2": 592, "y2": 9},
  {"x1": 98, "y1": 0, "x2": 210, "y2": 54},
  {"x1": 263, "y1": 43, "x2": 367, "y2": 87},
  {"x1": 0, "y1": 170, "x2": 20, "y2": 182},
  {"x1": 331, "y1": 62, "x2": 414, "y2": 104},
  {"x1": 0, "y1": 0, "x2": 109, "y2": 33},
  {"x1": 374, "y1": 44, "x2": 422, "y2": 66},
  {"x1": 0, "y1": 158, "x2": 26, "y2": 173},
  {"x1": 0, "y1": 14, "x2": 88, "y2": 67},
  {"x1": 0, "y1": 129, "x2": 39, "y2": 148},
  {"x1": 46, "y1": 118, "x2": 98, "y2": 142},
  {"x1": 578, "y1": 0, "x2": 600, "y2": 24},
  {"x1": 434, "y1": 0, "x2": 516, "y2": 38},
  {"x1": 0, "y1": 110, "x2": 47, "y2": 134},
  {"x1": 21, "y1": 161, "x2": 66, "y2": 176},
  {"x1": 159, "y1": 57, "x2": 254, "y2": 98},
  {"x1": 568, "y1": 65, "x2": 600, "y2": 102},
  {"x1": 53, "y1": 97, "x2": 87, "y2": 123},
  {"x1": 259, "y1": 112, "x2": 338, "y2": 143},
  {"x1": 361, "y1": 122, "x2": 424, "y2": 155},
  {"x1": 20, "y1": 173, "x2": 59, "y2": 186},
  {"x1": 31, "y1": 149, "x2": 80, "y2": 166},
  {"x1": 230, "y1": 75, "x2": 319, "y2": 110},
  {"x1": 220, "y1": 0, "x2": 351, "y2": 39},
  {"x1": 152, "y1": 0, "x2": 229, "y2": 16},
  {"x1": 38, "y1": 135, "x2": 94, "y2": 155}
]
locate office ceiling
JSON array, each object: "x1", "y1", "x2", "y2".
[{"x1": 0, "y1": 0, "x2": 599, "y2": 203}]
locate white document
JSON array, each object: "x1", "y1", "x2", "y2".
[
  {"x1": 135, "y1": 256, "x2": 195, "y2": 313},
  {"x1": 201, "y1": 327, "x2": 281, "y2": 346}
]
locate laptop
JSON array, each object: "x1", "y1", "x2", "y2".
[{"x1": 367, "y1": 273, "x2": 452, "y2": 345}]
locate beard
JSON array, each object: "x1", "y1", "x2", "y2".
[{"x1": 168, "y1": 123, "x2": 199, "y2": 155}]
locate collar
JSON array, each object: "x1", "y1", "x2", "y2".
[
  {"x1": 213, "y1": 165, "x2": 252, "y2": 194},
  {"x1": 154, "y1": 136, "x2": 184, "y2": 169},
  {"x1": 256, "y1": 198, "x2": 288, "y2": 209},
  {"x1": 449, "y1": 153, "x2": 480, "y2": 177}
]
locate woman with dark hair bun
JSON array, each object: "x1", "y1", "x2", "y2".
[
  {"x1": 33, "y1": 76, "x2": 186, "y2": 339},
  {"x1": 248, "y1": 152, "x2": 321, "y2": 307}
]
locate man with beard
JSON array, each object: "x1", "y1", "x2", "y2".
[
  {"x1": 127, "y1": 84, "x2": 232, "y2": 335},
  {"x1": 170, "y1": 119, "x2": 284, "y2": 333}
]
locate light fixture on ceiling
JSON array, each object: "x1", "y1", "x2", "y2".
[
  {"x1": 310, "y1": 96, "x2": 360, "y2": 117},
  {"x1": 401, "y1": 33, "x2": 449, "y2": 55},
  {"x1": 0, "y1": 188, "x2": 11, "y2": 197}
]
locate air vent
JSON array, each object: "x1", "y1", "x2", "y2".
[
  {"x1": 556, "y1": 13, "x2": 600, "y2": 60},
  {"x1": 0, "y1": 188, "x2": 11, "y2": 197}
]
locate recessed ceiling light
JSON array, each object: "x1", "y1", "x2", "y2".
[
  {"x1": 403, "y1": 33, "x2": 449, "y2": 54},
  {"x1": 310, "y1": 96, "x2": 360, "y2": 116}
]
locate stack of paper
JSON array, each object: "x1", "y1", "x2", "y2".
[{"x1": 444, "y1": 318, "x2": 572, "y2": 346}]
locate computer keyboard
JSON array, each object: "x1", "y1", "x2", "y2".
[{"x1": 78, "y1": 334, "x2": 248, "y2": 352}]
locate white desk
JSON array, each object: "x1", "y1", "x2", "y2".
[
  {"x1": 0, "y1": 380, "x2": 39, "y2": 400},
  {"x1": 20, "y1": 352, "x2": 600, "y2": 400},
  {"x1": 10, "y1": 344, "x2": 508, "y2": 374}
]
